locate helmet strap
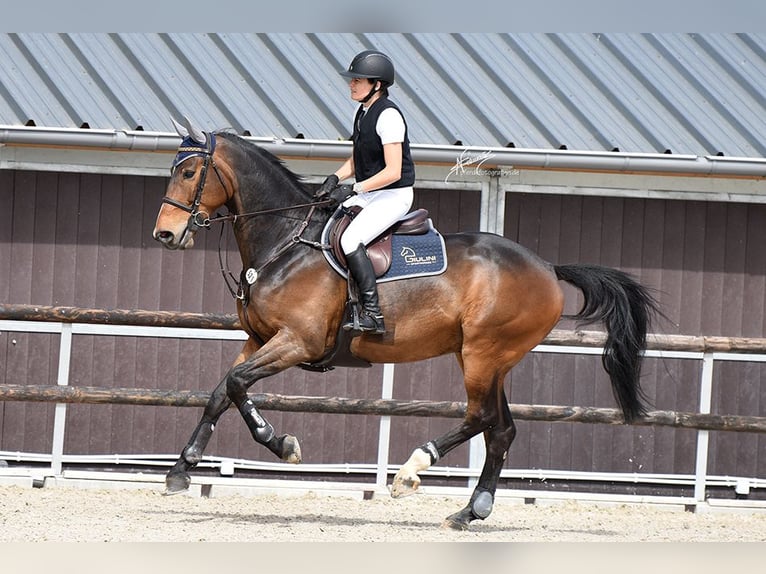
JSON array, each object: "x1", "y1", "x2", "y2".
[{"x1": 360, "y1": 80, "x2": 381, "y2": 104}]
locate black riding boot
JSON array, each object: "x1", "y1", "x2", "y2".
[{"x1": 343, "y1": 244, "x2": 385, "y2": 334}]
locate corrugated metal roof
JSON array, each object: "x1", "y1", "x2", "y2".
[{"x1": 0, "y1": 33, "x2": 764, "y2": 157}]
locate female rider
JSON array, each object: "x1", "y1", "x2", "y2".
[{"x1": 315, "y1": 50, "x2": 416, "y2": 335}]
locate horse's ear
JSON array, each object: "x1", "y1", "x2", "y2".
[
  {"x1": 171, "y1": 117, "x2": 189, "y2": 138},
  {"x1": 182, "y1": 116, "x2": 207, "y2": 145}
]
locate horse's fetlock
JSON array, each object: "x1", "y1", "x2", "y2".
[
  {"x1": 182, "y1": 447, "x2": 203, "y2": 466},
  {"x1": 419, "y1": 441, "x2": 441, "y2": 465},
  {"x1": 254, "y1": 422, "x2": 276, "y2": 443},
  {"x1": 470, "y1": 489, "x2": 494, "y2": 519}
]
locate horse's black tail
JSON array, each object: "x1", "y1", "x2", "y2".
[{"x1": 554, "y1": 264, "x2": 660, "y2": 423}]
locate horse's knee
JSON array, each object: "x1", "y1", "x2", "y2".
[{"x1": 225, "y1": 365, "x2": 248, "y2": 401}]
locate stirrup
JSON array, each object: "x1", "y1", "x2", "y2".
[{"x1": 343, "y1": 307, "x2": 385, "y2": 335}]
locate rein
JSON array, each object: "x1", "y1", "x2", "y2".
[{"x1": 205, "y1": 200, "x2": 333, "y2": 227}]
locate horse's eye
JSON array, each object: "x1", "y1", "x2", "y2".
[{"x1": 183, "y1": 170, "x2": 195, "y2": 180}]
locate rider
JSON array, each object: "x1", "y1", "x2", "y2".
[{"x1": 314, "y1": 49, "x2": 416, "y2": 335}]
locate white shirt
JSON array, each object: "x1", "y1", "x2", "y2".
[
  {"x1": 357, "y1": 105, "x2": 406, "y2": 145},
  {"x1": 376, "y1": 107, "x2": 406, "y2": 144}
]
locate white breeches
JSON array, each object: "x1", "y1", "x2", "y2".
[{"x1": 340, "y1": 185, "x2": 414, "y2": 254}]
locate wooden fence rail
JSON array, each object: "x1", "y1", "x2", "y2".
[
  {"x1": 5, "y1": 302, "x2": 766, "y2": 353},
  {"x1": 0, "y1": 303, "x2": 239, "y2": 330},
  {"x1": 3, "y1": 303, "x2": 766, "y2": 435},
  {"x1": 1, "y1": 385, "x2": 765, "y2": 434}
]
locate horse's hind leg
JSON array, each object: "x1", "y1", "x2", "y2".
[
  {"x1": 165, "y1": 376, "x2": 231, "y2": 494},
  {"x1": 391, "y1": 354, "x2": 517, "y2": 529},
  {"x1": 392, "y1": 366, "x2": 492, "y2": 496},
  {"x1": 443, "y1": 387, "x2": 515, "y2": 530}
]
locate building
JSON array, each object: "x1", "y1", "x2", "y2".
[{"x1": 1, "y1": 33, "x2": 765, "y2": 501}]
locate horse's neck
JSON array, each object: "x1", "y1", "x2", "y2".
[
  {"x1": 232, "y1": 217, "x2": 325, "y2": 289},
  {"x1": 224, "y1": 139, "x2": 324, "y2": 273},
  {"x1": 232, "y1": 189, "x2": 323, "y2": 272}
]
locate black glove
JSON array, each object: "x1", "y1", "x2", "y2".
[
  {"x1": 313, "y1": 174, "x2": 339, "y2": 199},
  {"x1": 327, "y1": 184, "x2": 356, "y2": 208}
]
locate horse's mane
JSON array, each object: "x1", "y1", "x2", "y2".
[{"x1": 214, "y1": 131, "x2": 312, "y2": 199}]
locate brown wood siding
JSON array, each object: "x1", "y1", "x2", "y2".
[
  {"x1": 503, "y1": 192, "x2": 766, "y2": 480},
  {"x1": 2, "y1": 170, "x2": 765, "y2": 489}
]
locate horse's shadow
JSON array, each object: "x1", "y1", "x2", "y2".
[
  {"x1": 144, "y1": 506, "x2": 620, "y2": 537},
  {"x1": 144, "y1": 507, "x2": 513, "y2": 533}
]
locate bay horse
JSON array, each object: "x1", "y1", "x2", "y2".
[{"x1": 153, "y1": 118, "x2": 659, "y2": 530}]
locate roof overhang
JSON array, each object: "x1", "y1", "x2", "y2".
[{"x1": 2, "y1": 125, "x2": 765, "y2": 180}]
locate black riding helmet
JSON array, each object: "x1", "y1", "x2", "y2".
[
  {"x1": 340, "y1": 50, "x2": 396, "y2": 89},
  {"x1": 339, "y1": 50, "x2": 395, "y2": 104}
]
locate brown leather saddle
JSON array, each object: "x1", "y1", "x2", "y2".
[{"x1": 327, "y1": 207, "x2": 431, "y2": 276}]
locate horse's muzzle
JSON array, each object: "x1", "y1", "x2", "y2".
[{"x1": 153, "y1": 227, "x2": 194, "y2": 250}]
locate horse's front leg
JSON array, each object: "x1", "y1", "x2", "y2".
[
  {"x1": 226, "y1": 332, "x2": 309, "y2": 463},
  {"x1": 165, "y1": 375, "x2": 231, "y2": 494},
  {"x1": 164, "y1": 336, "x2": 298, "y2": 495}
]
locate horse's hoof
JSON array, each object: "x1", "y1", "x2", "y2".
[
  {"x1": 280, "y1": 435, "x2": 302, "y2": 464},
  {"x1": 442, "y1": 508, "x2": 472, "y2": 531},
  {"x1": 390, "y1": 474, "x2": 420, "y2": 498},
  {"x1": 164, "y1": 472, "x2": 191, "y2": 495},
  {"x1": 441, "y1": 517, "x2": 470, "y2": 531}
]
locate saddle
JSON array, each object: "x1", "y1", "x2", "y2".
[{"x1": 328, "y1": 207, "x2": 431, "y2": 276}]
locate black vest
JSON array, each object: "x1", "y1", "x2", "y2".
[{"x1": 352, "y1": 97, "x2": 415, "y2": 189}]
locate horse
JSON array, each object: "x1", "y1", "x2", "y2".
[{"x1": 152, "y1": 118, "x2": 659, "y2": 530}]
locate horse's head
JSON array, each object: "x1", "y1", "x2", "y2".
[{"x1": 153, "y1": 118, "x2": 232, "y2": 250}]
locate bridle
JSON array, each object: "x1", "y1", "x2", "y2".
[
  {"x1": 164, "y1": 131, "x2": 333, "y2": 301},
  {"x1": 166, "y1": 132, "x2": 334, "y2": 228},
  {"x1": 164, "y1": 133, "x2": 225, "y2": 236}
]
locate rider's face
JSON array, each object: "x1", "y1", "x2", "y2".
[{"x1": 349, "y1": 77, "x2": 378, "y2": 103}]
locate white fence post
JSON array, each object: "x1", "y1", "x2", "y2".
[
  {"x1": 51, "y1": 323, "x2": 72, "y2": 476},
  {"x1": 694, "y1": 352, "x2": 715, "y2": 503},
  {"x1": 375, "y1": 363, "x2": 396, "y2": 489}
]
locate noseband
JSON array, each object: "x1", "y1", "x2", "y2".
[{"x1": 164, "y1": 132, "x2": 224, "y2": 234}]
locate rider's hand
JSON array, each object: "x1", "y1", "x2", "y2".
[
  {"x1": 313, "y1": 174, "x2": 339, "y2": 199},
  {"x1": 327, "y1": 184, "x2": 356, "y2": 208}
]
